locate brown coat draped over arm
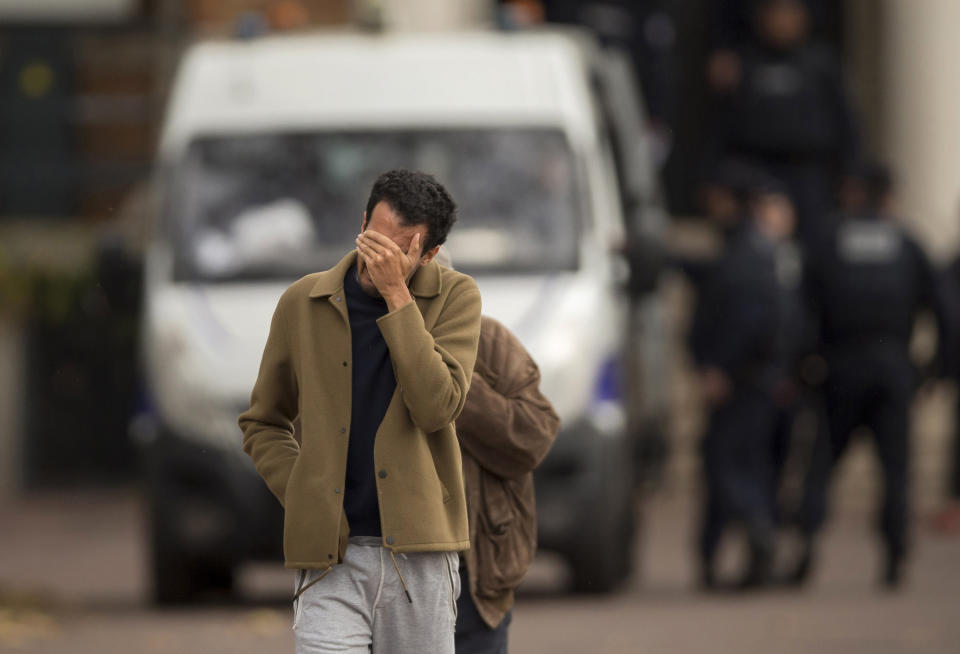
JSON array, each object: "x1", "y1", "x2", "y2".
[{"x1": 456, "y1": 315, "x2": 560, "y2": 629}]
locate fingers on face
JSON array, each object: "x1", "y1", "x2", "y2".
[
  {"x1": 356, "y1": 234, "x2": 382, "y2": 255},
  {"x1": 355, "y1": 241, "x2": 375, "y2": 264},
  {"x1": 357, "y1": 245, "x2": 380, "y2": 266},
  {"x1": 357, "y1": 229, "x2": 426, "y2": 269},
  {"x1": 360, "y1": 230, "x2": 402, "y2": 254},
  {"x1": 356, "y1": 233, "x2": 385, "y2": 258},
  {"x1": 357, "y1": 241, "x2": 394, "y2": 271},
  {"x1": 364, "y1": 229, "x2": 428, "y2": 260},
  {"x1": 408, "y1": 233, "x2": 422, "y2": 257}
]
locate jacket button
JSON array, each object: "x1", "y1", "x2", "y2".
[
  {"x1": 386, "y1": 536, "x2": 395, "y2": 545},
  {"x1": 378, "y1": 470, "x2": 388, "y2": 479},
  {"x1": 342, "y1": 361, "x2": 348, "y2": 367},
  {"x1": 328, "y1": 553, "x2": 334, "y2": 559},
  {"x1": 340, "y1": 427, "x2": 346, "y2": 434},
  {"x1": 334, "y1": 488, "x2": 341, "y2": 494},
  {"x1": 335, "y1": 296, "x2": 341, "y2": 303}
]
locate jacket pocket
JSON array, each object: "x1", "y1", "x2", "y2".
[
  {"x1": 282, "y1": 454, "x2": 302, "y2": 509},
  {"x1": 474, "y1": 473, "x2": 536, "y2": 598}
]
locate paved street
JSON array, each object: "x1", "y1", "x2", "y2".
[{"x1": 2, "y1": 484, "x2": 959, "y2": 654}]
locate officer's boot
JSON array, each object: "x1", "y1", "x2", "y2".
[
  {"x1": 737, "y1": 525, "x2": 774, "y2": 590},
  {"x1": 699, "y1": 554, "x2": 719, "y2": 591},
  {"x1": 784, "y1": 530, "x2": 815, "y2": 587},
  {"x1": 882, "y1": 556, "x2": 903, "y2": 589},
  {"x1": 881, "y1": 545, "x2": 905, "y2": 590}
]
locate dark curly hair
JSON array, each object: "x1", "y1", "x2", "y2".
[{"x1": 364, "y1": 170, "x2": 457, "y2": 253}]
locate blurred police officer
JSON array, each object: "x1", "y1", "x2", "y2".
[
  {"x1": 791, "y1": 162, "x2": 949, "y2": 588},
  {"x1": 709, "y1": 0, "x2": 860, "y2": 246},
  {"x1": 751, "y1": 179, "x2": 810, "y2": 511},
  {"x1": 933, "y1": 241, "x2": 960, "y2": 535},
  {"x1": 689, "y1": 160, "x2": 789, "y2": 590},
  {"x1": 436, "y1": 248, "x2": 561, "y2": 654}
]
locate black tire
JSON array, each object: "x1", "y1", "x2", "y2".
[
  {"x1": 191, "y1": 562, "x2": 236, "y2": 600},
  {"x1": 151, "y1": 543, "x2": 198, "y2": 605},
  {"x1": 568, "y1": 430, "x2": 637, "y2": 593},
  {"x1": 569, "y1": 500, "x2": 635, "y2": 593},
  {"x1": 147, "y1": 488, "x2": 235, "y2": 604},
  {"x1": 151, "y1": 539, "x2": 236, "y2": 604}
]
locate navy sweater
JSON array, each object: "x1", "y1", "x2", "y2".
[{"x1": 342, "y1": 265, "x2": 396, "y2": 537}]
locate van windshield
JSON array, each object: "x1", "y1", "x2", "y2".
[{"x1": 167, "y1": 128, "x2": 583, "y2": 281}]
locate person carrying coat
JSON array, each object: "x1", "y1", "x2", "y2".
[{"x1": 454, "y1": 313, "x2": 559, "y2": 653}]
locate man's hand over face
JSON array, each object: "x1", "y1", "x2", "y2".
[{"x1": 356, "y1": 230, "x2": 421, "y2": 311}]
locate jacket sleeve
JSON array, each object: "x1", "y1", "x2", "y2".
[
  {"x1": 377, "y1": 277, "x2": 482, "y2": 433},
  {"x1": 238, "y1": 296, "x2": 300, "y2": 507},
  {"x1": 456, "y1": 345, "x2": 560, "y2": 480}
]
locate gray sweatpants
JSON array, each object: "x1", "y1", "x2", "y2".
[{"x1": 292, "y1": 536, "x2": 461, "y2": 654}]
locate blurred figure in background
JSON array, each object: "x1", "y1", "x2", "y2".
[
  {"x1": 528, "y1": 0, "x2": 680, "y2": 162},
  {"x1": 454, "y1": 313, "x2": 559, "y2": 653},
  {"x1": 933, "y1": 205, "x2": 960, "y2": 536},
  {"x1": 687, "y1": 160, "x2": 791, "y2": 590},
  {"x1": 708, "y1": 0, "x2": 860, "y2": 246},
  {"x1": 751, "y1": 178, "x2": 808, "y2": 517},
  {"x1": 790, "y1": 162, "x2": 950, "y2": 588},
  {"x1": 437, "y1": 249, "x2": 561, "y2": 654},
  {"x1": 707, "y1": 0, "x2": 836, "y2": 71},
  {"x1": 536, "y1": 0, "x2": 678, "y2": 125}
]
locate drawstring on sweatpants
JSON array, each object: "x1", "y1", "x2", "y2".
[
  {"x1": 294, "y1": 567, "x2": 332, "y2": 600},
  {"x1": 390, "y1": 550, "x2": 413, "y2": 603},
  {"x1": 292, "y1": 547, "x2": 412, "y2": 604}
]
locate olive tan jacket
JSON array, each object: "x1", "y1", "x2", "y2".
[
  {"x1": 457, "y1": 316, "x2": 560, "y2": 629},
  {"x1": 239, "y1": 250, "x2": 482, "y2": 570}
]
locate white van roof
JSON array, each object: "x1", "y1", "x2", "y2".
[{"x1": 159, "y1": 30, "x2": 599, "y2": 156}]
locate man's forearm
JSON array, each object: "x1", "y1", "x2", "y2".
[
  {"x1": 378, "y1": 283, "x2": 481, "y2": 433},
  {"x1": 383, "y1": 286, "x2": 414, "y2": 313}
]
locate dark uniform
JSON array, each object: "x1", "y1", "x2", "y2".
[
  {"x1": 690, "y1": 218, "x2": 782, "y2": 587},
  {"x1": 713, "y1": 41, "x2": 859, "y2": 245},
  {"x1": 542, "y1": 0, "x2": 679, "y2": 128},
  {"x1": 769, "y1": 238, "x2": 809, "y2": 506},
  {"x1": 708, "y1": 0, "x2": 839, "y2": 51},
  {"x1": 796, "y1": 215, "x2": 948, "y2": 584},
  {"x1": 944, "y1": 257, "x2": 960, "y2": 500}
]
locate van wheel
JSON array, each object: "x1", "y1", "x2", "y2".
[
  {"x1": 149, "y1": 501, "x2": 235, "y2": 604},
  {"x1": 152, "y1": 545, "x2": 235, "y2": 604},
  {"x1": 152, "y1": 546, "x2": 197, "y2": 604},
  {"x1": 569, "y1": 499, "x2": 635, "y2": 593}
]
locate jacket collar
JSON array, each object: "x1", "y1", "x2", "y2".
[{"x1": 308, "y1": 249, "x2": 442, "y2": 299}]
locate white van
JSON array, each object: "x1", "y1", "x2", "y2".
[{"x1": 136, "y1": 29, "x2": 667, "y2": 602}]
